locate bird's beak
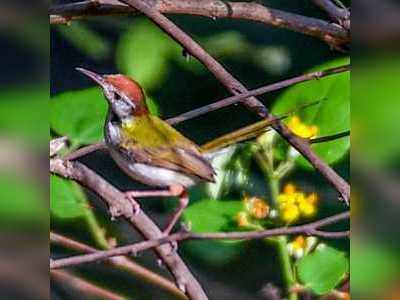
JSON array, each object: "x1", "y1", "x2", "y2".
[{"x1": 76, "y1": 67, "x2": 107, "y2": 88}]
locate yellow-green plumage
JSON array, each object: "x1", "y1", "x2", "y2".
[{"x1": 118, "y1": 115, "x2": 215, "y2": 182}]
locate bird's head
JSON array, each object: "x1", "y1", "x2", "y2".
[{"x1": 76, "y1": 67, "x2": 148, "y2": 119}]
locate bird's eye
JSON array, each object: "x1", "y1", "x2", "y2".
[{"x1": 113, "y1": 92, "x2": 122, "y2": 101}]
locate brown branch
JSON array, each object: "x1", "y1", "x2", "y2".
[
  {"x1": 310, "y1": 130, "x2": 349, "y2": 144},
  {"x1": 118, "y1": 0, "x2": 350, "y2": 205},
  {"x1": 51, "y1": 269, "x2": 126, "y2": 300},
  {"x1": 167, "y1": 65, "x2": 350, "y2": 125},
  {"x1": 51, "y1": 232, "x2": 187, "y2": 300},
  {"x1": 311, "y1": 0, "x2": 350, "y2": 30},
  {"x1": 50, "y1": 211, "x2": 349, "y2": 269},
  {"x1": 50, "y1": 158, "x2": 208, "y2": 299},
  {"x1": 59, "y1": 65, "x2": 348, "y2": 162},
  {"x1": 49, "y1": 0, "x2": 349, "y2": 48}
]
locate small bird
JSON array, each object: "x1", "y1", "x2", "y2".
[{"x1": 76, "y1": 68, "x2": 287, "y2": 234}]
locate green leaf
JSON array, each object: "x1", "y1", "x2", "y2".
[
  {"x1": 297, "y1": 245, "x2": 348, "y2": 295},
  {"x1": 183, "y1": 199, "x2": 242, "y2": 233},
  {"x1": 57, "y1": 22, "x2": 110, "y2": 60},
  {"x1": 0, "y1": 175, "x2": 46, "y2": 225},
  {"x1": 146, "y1": 96, "x2": 160, "y2": 116},
  {"x1": 272, "y1": 57, "x2": 350, "y2": 168},
  {"x1": 183, "y1": 199, "x2": 245, "y2": 266},
  {"x1": 0, "y1": 87, "x2": 48, "y2": 144},
  {"x1": 116, "y1": 19, "x2": 179, "y2": 90},
  {"x1": 50, "y1": 87, "x2": 107, "y2": 147},
  {"x1": 351, "y1": 241, "x2": 399, "y2": 297},
  {"x1": 50, "y1": 175, "x2": 90, "y2": 219}
]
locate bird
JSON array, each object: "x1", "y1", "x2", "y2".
[{"x1": 75, "y1": 67, "x2": 293, "y2": 235}]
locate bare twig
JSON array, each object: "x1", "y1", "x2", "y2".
[
  {"x1": 51, "y1": 269, "x2": 126, "y2": 300},
  {"x1": 50, "y1": 158, "x2": 207, "y2": 299},
  {"x1": 311, "y1": 0, "x2": 350, "y2": 30},
  {"x1": 49, "y1": 0, "x2": 349, "y2": 48},
  {"x1": 310, "y1": 130, "x2": 349, "y2": 144},
  {"x1": 63, "y1": 142, "x2": 107, "y2": 160},
  {"x1": 118, "y1": 0, "x2": 350, "y2": 205},
  {"x1": 51, "y1": 211, "x2": 349, "y2": 269},
  {"x1": 167, "y1": 65, "x2": 350, "y2": 125},
  {"x1": 51, "y1": 232, "x2": 187, "y2": 299}
]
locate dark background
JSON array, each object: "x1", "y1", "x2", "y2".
[{"x1": 50, "y1": 1, "x2": 349, "y2": 299}]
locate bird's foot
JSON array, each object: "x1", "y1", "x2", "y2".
[{"x1": 124, "y1": 192, "x2": 141, "y2": 215}]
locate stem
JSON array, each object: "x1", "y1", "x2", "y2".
[{"x1": 269, "y1": 176, "x2": 298, "y2": 300}]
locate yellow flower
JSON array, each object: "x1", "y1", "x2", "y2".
[
  {"x1": 287, "y1": 235, "x2": 318, "y2": 259},
  {"x1": 298, "y1": 193, "x2": 318, "y2": 217},
  {"x1": 245, "y1": 195, "x2": 270, "y2": 219},
  {"x1": 236, "y1": 212, "x2": 250, "y2": 227},
  {"x1": 278, "y1": 183, "x2": 319, "y2": 223},
  {"x1": 287, "y1": 115, "x2": 318, "y2": 139},
  {"x1": 281, "y1": 203, "x2": 300, "y2": 223}
]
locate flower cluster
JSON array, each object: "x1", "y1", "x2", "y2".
[
  {"x1": 287, "y1": 235, "x2": 318, "y2": 259},
  {"x1": 236, "y1": 195, "x2": 270, "y2": 228},
  {"x1": 278, "y1": 183, "x2": 319, "y2": 223},
  {"x1": 287, "y1": 115, "x2": 318, "y2": 139}
]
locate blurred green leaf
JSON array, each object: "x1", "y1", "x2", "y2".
[
  {"x1": 0, "y1": 87, "x2": 48, "y2": 144},
  {"x1": 272, "y1": 57, "x2": 350, "y2": 168},
  {"x1": 50, "y1": 175, "x2": 90, "y2": 219},
  {"x1": 183, "y1": 199, "x2": 242, "y2": 232},
  {"x1": 0, "y1": 175, "x2": 46, "y2": 225},
  {"x1": 183, "y1": 199, "x2": 245, "y2": 266},
  {"x1": 297, "y1": 245, "x2": 348, "y2": 295},
  {"x1": 146, "y1": 96, "x2": 160, "y2": 116},
  {"x1": 116, "y1": 19, "x2": 179, "y2": 90},
  {"x1": 57, "y1": 22, "x2": 110, "y2": 60},
  {"x1": 50, "y1": 87, "x2": 107, "y2": 147},
  {"x1": 353, "y1": 56, "x2": 400, "y2": 166},
  {"x1": 351, "y1": 241, "x2": 399, "y2": 297}
]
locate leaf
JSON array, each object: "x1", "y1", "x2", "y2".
[
  {"x1": 50, "y1": 175, "x2": 90, "y2": 219},
  {"x1": 57, "y1": 22, "x2": 110, "y2": 60},
  {"x1": 116, "y1": 19, "x2": 179, "y2": 90},
  {"x1": 50, "y1": 87, "x2": 107, "y2": 147},
  {"x1": 183, "y1": 199, "x2": 242, "y2": 233},
  {"x1": 0, "y1": 175, "x2": 46, "y2": 225},
  {"x1": 296, "y1": 245, "x2": 348, "y2": 295},
  {"x1": 183, "y1": 199, "x2": 245, "y2": 266},
  {"x1": 146, "y1": 96, "x2": 160, "y2": 116},
  {"x1": 0, "y1": 87, "x2": 48, "y2": 144},
  {"x1": 272, "y1": 57, "x2": 350, "y2": 168},
  {"x1": 351, "y1": 241, "x2": 399, "y2": 298}
]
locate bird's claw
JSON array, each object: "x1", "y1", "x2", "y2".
[{"x1": 125, "y1": 192, "x2": 141, "y2": 215}]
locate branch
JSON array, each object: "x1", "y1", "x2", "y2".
[
  {"x1": 166, "y1": 65, "x2": 350, "y2": 125},
  {"x1": 310, "y1": 130, "x2": 349, "y2": 144},
  {"x1": 49, "y1": 0, "x2": 349, "y2": 48},
  {"x1": 59, "y1": 66, "x2": 349, "y2": 162},
  {"x1": 118, "y1": 0, "x2": 350, "y2": 205},
  {"x1": 51, "y1": 269, "x2": 125, "y2": 300},
  {"x1": 50, "y1": 158, "x2": 208, "y2": 299},
  {"x1": 311, "y1": 0, "x2": 350, "y2": 30},
  {"x1": 51, "y1": 211, "x2": 349, "y2": 269},
  {"x1": 51, "y1": 232, "x2": 187, "y2": 299}
]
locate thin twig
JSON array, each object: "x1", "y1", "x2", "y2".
[
  {"x1": 310, "y1": 130, "x2": 349, "y2": 144},
  {"x1": 311, "y1": 0, "x2": 350, "y2": 30},
  {"x1": 49, "y1": 0, "x2": 349, "y2": 48},
  {"x1": 51, "y1": 269, "x2": 126, "y2": 300},
  {"x1": 63, "y1": 142, "x2": 107, "y2": 160},
  {"x1": 50, "y1": 211, "x2": 349, "y2": 269},
  {"x1": 118, "y1": 0, "x2": 350, "y2": 205},
  {"x1": 167, "y1": 65, "x2": 350, "y2": 125},
  {"x1": 50, "y1": 158, "x2": 207, "y2": 299},
  {"x1": 51, "y1": 232, "x2": 187, "y2": 300}
]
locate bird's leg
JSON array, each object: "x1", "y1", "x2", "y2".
[
  {"x1": 125, "y1": 185, "x2": 188, "y2": 234},
  {"x1": 163, "y1": 185, "x2": 188, "y2": 236}
]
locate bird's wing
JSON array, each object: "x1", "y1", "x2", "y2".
[
  {"x1": 119, "y1": 144, "x2": 215, "y2": 182},
  {"x1": 118, "y1": 116, "x2": 215, "y2": 182}
]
